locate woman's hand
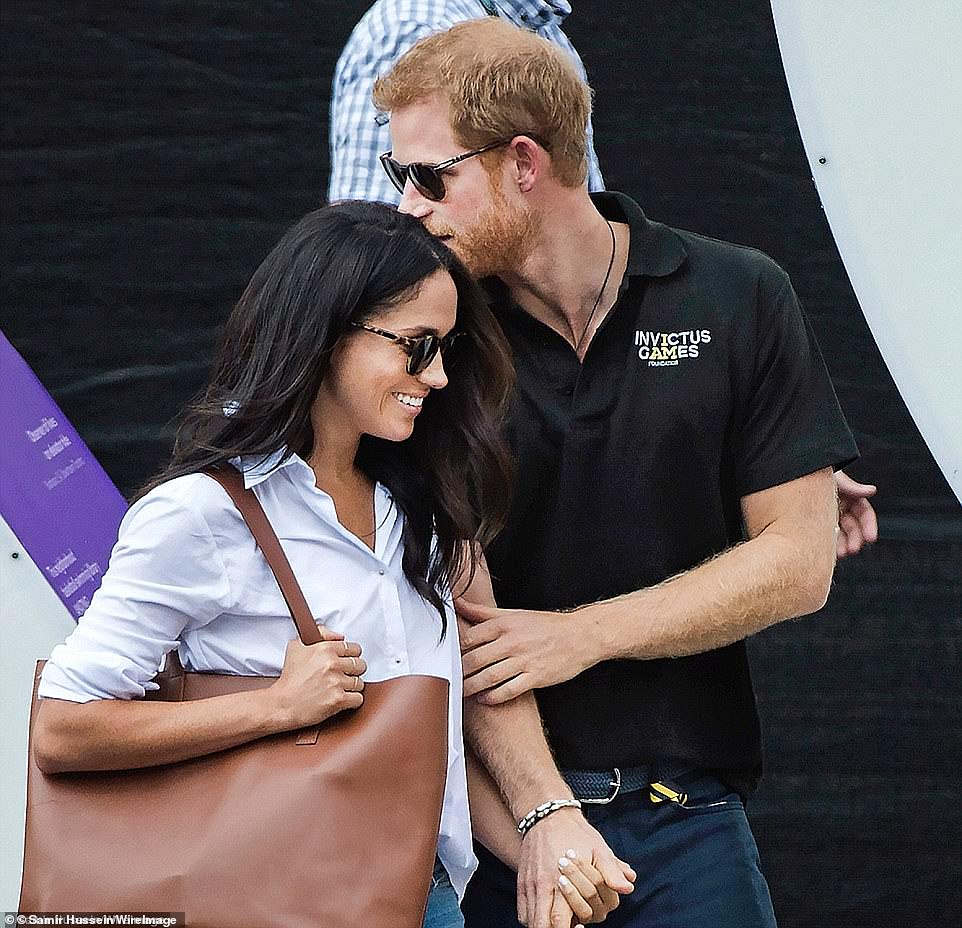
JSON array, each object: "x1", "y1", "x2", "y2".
[
  {"x1": 268, "y1": 624, "x2": 367, "y2": 730},
  {"x1": 33, "y1": 624, "x2": 367, "y2": 774},
  {"x1": 556, "y1": 849, "x2": 629, "y2": 925},
  {"x1": 517, "y1": 808, "x2": 634, "y2": 928}
]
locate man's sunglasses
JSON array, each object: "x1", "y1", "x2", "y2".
[
  {"x1": 379, "y1": 139, "x2": 513, "y2": 201},
  {"x1": 350, "y1": 322, "x2": 463, "y2": 375}
]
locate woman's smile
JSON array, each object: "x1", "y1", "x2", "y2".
[{"x1": 392, "y1": 391, "x2": 427, "y2": 413}]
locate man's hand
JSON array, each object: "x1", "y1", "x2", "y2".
[
  {"x1": 458, "y1": 602, "x2": 596, "y2": 703},
  {"x1": 517, "y1": 807, "x2": 635, "y2": 928},
  {"x1": 835, "y1": 470, "x2": 878, "y2": 558}
]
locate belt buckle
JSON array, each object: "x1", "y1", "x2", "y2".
[{"x1": 578, "y1": 767, "x2": 622, "y2": 805}]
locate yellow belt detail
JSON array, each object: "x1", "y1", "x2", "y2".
[{"x1": 648, "y1": 780, "x2": 689, "y2": 805}]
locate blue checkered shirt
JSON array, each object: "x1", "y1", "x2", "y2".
[{"x1": 328, "y1": 0, "x2": 604, "y2": 203}]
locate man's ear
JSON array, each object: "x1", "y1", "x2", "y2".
[{"x1": 510, "y1": 136, "x2": 543, "y2": 193}]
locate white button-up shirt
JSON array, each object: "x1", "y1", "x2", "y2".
[{"x1": 39, "y1": 449, "x2": 476, "y2": 897}]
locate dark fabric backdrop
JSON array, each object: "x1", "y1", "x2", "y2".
[{"x1": 2, "y1": 2, "x2": 960, "y2": 924}]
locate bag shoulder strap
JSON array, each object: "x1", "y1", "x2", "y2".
[{"x1": 205, "y1": 467, "x2": 321, "y2": 647}]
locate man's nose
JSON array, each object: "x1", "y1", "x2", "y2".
[{"x1": 398, "y1": 179, "x2": 433, "y2": 219}]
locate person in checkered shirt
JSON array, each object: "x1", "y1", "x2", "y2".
[{"x1": 328, "y1": 0, "x2": 604, "y2": 204}]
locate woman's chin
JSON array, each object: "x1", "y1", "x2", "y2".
[{"x1": 369, "y1": 418, "x2": 417, "y2": 443}]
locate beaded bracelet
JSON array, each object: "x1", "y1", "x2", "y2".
[{"x1": 517, "y1": 798, "x2": 583, "y2": 837}]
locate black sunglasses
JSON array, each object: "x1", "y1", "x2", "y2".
[
  {"x1": 350, "y1": 322, "x2": 463, "y2": 375},
  {"x1": 379, "y1": 139, "x2": 513, "y2": 201}
]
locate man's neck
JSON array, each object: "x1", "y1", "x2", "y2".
[{"x1": 498, "y1": 189, "x2": 629, "y2": 351}]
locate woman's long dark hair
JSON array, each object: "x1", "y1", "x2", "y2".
[{"x1": 140, "y1": 202, "x2": 514, "y2": 634}]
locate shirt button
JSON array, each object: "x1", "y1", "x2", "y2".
[
  {"x1": 395, "y1": 657, "x2": 402, "y2": 664},
  {"x1": 378, "y1": 569, "x2": 385, "y2": 576}
]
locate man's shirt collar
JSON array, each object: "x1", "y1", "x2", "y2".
[
  {"x1": 590, "y1": 191, "x2": 688, "y2": 278},
  {"x1": 492, "y1": 1, "x2": 572, "y2": 29},
  {"x1": 483, "y1": 190, "x2": 688, "y2": 312}
]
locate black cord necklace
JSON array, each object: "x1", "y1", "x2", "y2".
[{"x1": 574, "y1": 219, "x2": 616, "y2": 354}]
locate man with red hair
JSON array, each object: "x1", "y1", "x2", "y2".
[{"x1": 373, "y1": 17, "x2": 862, "y2": 928}]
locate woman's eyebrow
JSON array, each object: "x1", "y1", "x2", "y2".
[{"x1": 396, "y1": 325, "x2": 445, "y2": 336}]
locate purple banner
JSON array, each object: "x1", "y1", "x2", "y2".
[{"x1": 0, "y1": 331, "x2": 128, "y2": 619}]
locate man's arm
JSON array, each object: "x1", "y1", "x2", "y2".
[
  {"x1": 464, "y1": 746, "x2": 522, "y2": 870},
  {"x1": 460, "y1": 466, "x2": 838, "y2": 702},
  {"x1": 457, "y1": 555, "x2": 634, "y2": 928}
]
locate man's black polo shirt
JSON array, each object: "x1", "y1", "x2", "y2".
[{"x1": 484, "y1": 191, "x2": 858, "y2": 794}]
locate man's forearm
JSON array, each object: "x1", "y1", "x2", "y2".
[
  {"x1": 466, "y1": 746, "x2": 523, "y2": 869},
  {"x1": 464, "y1": 692, "x2": 572, "y2": 820},
  {"x1": 585, "y1": 524, "x2": 835, "y2": 663},
  {"x1": 572, "y1": 469, "x2": 839, "y2": 665},
  {"x1": 458, "y1": 547, "x2": 571, "y2": 816},
  {"x1": 463, "y1": 693, "x2": 635, "y2": 924}
]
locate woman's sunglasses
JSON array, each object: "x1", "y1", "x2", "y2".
[
  {"x1": 350, "y1": 322, "x2": 463, "y2": 375},
  {"x1": 379, "y1": 139, "x2": 513, "y2": 201}
]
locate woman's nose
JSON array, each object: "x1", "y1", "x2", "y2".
[{"x1": 417, "y1": 351, "x2": 448, "y2": 389}]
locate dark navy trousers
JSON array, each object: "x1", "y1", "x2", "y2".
[{"x1": 462, "y1": 771, "x2": 778, "y2": 928}]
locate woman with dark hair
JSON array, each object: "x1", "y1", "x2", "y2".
[{"x1": 30, "y1": 201, "x2": 515, "y2": 925}]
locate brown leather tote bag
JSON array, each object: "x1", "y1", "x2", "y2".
[{"x1": 19, "y1": 468, "x2": 449, "y2": 927}]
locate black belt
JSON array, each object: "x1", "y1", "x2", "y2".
[{"x1": 562, "y1": 764, "x2": 692, "y2": 805}]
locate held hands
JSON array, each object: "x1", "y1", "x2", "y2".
[
  {"x1": 458, "y1": 602, "x2": 595, "y2": 703},
  {"x1": 835, "y1": 471, "x2": 878, "y2": 558},
  {"x1": 519, "y1": 807, "x2": 635, "y2": 928},
  {"x1": 556, "y1": 850, "x2": 629, "y2": 927},
  {"x1": 268, "y1": 624, "x2": 367, "y2": 730}
]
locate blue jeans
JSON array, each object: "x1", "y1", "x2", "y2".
[
  {"x1": 423, "y1": 857, "x2": 464, "y2": 928},
  {"x1": 462, "y1": 771, "x2": 777, "y2": 928}
]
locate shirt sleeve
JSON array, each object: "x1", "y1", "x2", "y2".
[
  {"x1": 38, "y1": 484, "x2": 232, "y2": 702},
  {"x1": 328, "y1": 18, "x2": 447, "y2": 204},
  {"x1": 733, "y1": 269, "x2": 858, "y2": 496}
]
